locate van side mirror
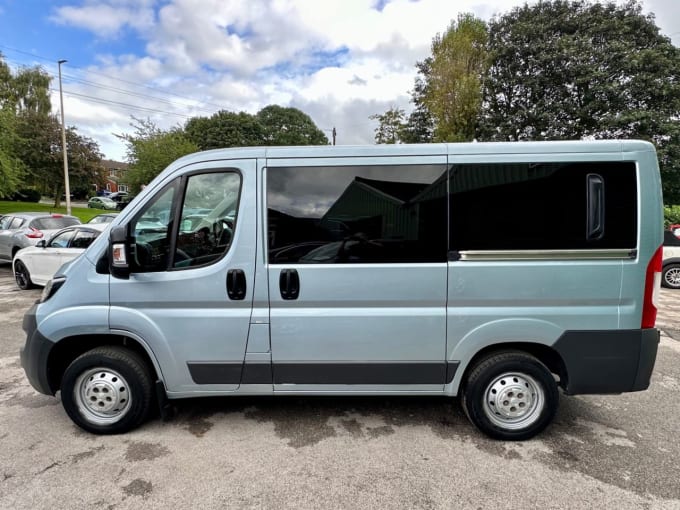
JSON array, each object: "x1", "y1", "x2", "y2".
[
  {"x1": 36, "y1": 240, "x2": 47, "y2": 248},
  {"x1": 109, "y1": 225, "x2": 131, "y2": 279}
]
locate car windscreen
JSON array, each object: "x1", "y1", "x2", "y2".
[{"x1": 31, "y1": 217, "x2": 80, "y2": 230}]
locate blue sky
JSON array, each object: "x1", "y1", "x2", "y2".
[{"x1": 1, "y1": 0, "x2": 678, "y2": 161}]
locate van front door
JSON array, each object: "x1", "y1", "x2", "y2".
[
  {"x1": 109, "y1": 160, "x2": 257, "y2": 394},
  {"x1": 266, "y1": 156, "x2": 450, "y2": 391}
]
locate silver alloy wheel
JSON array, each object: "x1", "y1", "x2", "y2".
[
  {"x1": 482, "y1": 372, "x2": 544, "y2": 430},
  {"x1": 665, "y1": 267, "x2": 680, "y2": 287},
  {"x1": 74, "y1": 367, "x2": 132, "y2": 425}
]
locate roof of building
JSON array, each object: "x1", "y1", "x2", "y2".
[{"x1": 101, "y1": 159, "x2": 129, "y2": 170}]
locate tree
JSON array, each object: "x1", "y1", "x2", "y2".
[
  {"x1": 0, "y1": 54, "x2": 52, "y2": 198},
  {"x1": 477, "y1": 0, "x2": 680, "y2": 202},
  {"x1": 0, "y1": 55, "x2": 51, "y2": 115},
  {"x1": 423, "y1": 13, "x2": 489, "y2": 142},
  {"x1": 370, "y1": 107, "x2": 406, "y2": 144},
  {"x1": 185, "y1": 105, "x2": 328, "y2": 150},
  {"x1": 118, "y1": 117, "x2": 199, "y2": 193},
  {"x1": 369, "y1": 13, "x2": 487, "y2": 144},
  {"x1": 0, "y1": 107, "x2": 24, "y2": 198},
  {"x1": 15, "y1": 112, "x2": 104, "y2": 205},
  {"x1": 401, "y1": 60, "x2": 435, "y2": 143},
  {"x1": 256, "y1": 105, "x2": 328, "y2": 145},
  {"x1": 185, "y1": 110, "x2": 264, "y2": 151}
]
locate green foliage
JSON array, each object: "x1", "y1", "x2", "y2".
[
  {"x1": 424, "y1": 13, "x2": 489, "y2": 142},
  {"x1": 370, "y1": 13, "x2": 487, "y2": 143},
  {"x1": 14, "y1": 112, "x2": 104, "y2": 206},
  {"x1": 0, "y1": 107, "x2": 24, "y2": 198},
  {"x1": 185, "y1": 110, "x2": 264, "y2": 150},
  {"x1": 401, "y1": 59, "x2": 434, "y2": 144},
  {"x1": 118, "y1": 117, "x2": 199, "y2": 193},
  {"x1": 477, "y1": 0, "x2": 680, "y2": 202},
  {"x1": 0, "y1": 54, "x2": 51, "y2": 115},
  {"x1": 664, "y1": 205, "x2": 680, "y2": 228},
  {"x1": 185, "y1": 105, "x2": 328, "y2": 150},
  {"x1": 257, "y1": 105, "x2": 328, "y2": 145},
  {"x1": 370, "y1": 107, "x2": 407, "y2": 144}
]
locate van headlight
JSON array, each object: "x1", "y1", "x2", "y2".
[{"x1": 41, "y1": 277, "x2": 66, "y2": 303}]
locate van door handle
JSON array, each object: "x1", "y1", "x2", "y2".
[
  {"x1": 279, "y1": 269, "x2": 300, "y2": 300},
  {"x1": 227, "y1": 269, "x2": 246, "y2": 300}
]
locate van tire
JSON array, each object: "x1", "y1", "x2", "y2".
[
  {"x1": 462, "y1": 351, "x2": 558, "y2": 440},
  {"x1": 61, "y1": 346, "x2": 153, "y2": 434},
  {"x1": 662, "y1": 264, "x2": 680, "y2": 289}
]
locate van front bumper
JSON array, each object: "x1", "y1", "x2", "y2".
[
  {"x1": 20, "y1": 303, "x2": 55, "y2": 395},
  {"x1": 553, "y1": 328, "x2": 660, "y2": 395}
]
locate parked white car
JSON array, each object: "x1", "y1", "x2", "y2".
[
  {"x1": 662, "y1": 230, "x2": 680, "y2": 289},
  {"x1": 12, "y1": 223, "x2": 108, "y2": 290}
]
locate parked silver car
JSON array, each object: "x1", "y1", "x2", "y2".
[{"x1": 0, "y1": 213, "x2": 81, "y2": 263}]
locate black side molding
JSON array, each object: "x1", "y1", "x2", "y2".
[{"x1": 187, "y1": 361, "x2": 460, "y2": 385}]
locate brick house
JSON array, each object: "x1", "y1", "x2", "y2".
[{"x1": 101, "y1": 160, "x2": 130, "y2": 193}]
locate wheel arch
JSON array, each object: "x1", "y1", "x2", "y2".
[
  {"x1": 457, "y1": 342, "x2": 568, "y2": 395},
  {"x1": 45, "y1": 334, "x2": 163, "y2": 394}
]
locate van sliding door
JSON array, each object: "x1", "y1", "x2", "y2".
[{"x1": 265, "y1": 155, "x2": 451, "y2": 391}]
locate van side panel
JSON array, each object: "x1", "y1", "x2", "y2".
[{"x1": 445, "y1": 150, "x2": 658, "y2": 396}]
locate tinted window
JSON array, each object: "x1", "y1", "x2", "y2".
[
  {"x1": 32, "y1": 217, "x2": 80, "y2": 230},
  {"x1": 71, "y1": 230, "x2": 99, "y2": 249},
  {"x1": 49, "y1": 230, "x2": 75, "y2": 248},
  {"x1": 131, "y1": 185, "x2": 177, "y2": 272},
  {"x1": 267, "y1": 165, "x2": 447, "y2": 263},
  {"x1": 449, "y1": 161, "x2": 637, "y2": 251}
]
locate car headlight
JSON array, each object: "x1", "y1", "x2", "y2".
[{"x1": 41, "y1": 277, "x2": 66, "y2": 303}]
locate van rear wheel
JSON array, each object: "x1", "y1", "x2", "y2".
[
  {"x1": 61, "y1": 347, "x2": 153, "y2": 434},
  {"x1": 462, "y1": 351, "x2": 558, "y2": 440}
]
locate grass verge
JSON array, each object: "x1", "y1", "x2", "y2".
[{"x1": 0, "y1": 201, "x2": 108, "y2": 223}]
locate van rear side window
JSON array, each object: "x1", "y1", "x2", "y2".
[{"x1": 449, "y1": 161, "x2": 637, "y2": 252}]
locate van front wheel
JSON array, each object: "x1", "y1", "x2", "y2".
[
  {"x1": 462, "y1": 352, "x2": 558, "y2": 440},
  {"x1": 61, "y1": 347, "x2": 153, "y2": 434}
]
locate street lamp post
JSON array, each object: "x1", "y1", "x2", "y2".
[{"x1": 57, "y1": 59, "x2": 71, "y2": 215}]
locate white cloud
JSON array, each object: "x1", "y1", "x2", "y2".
[
  {"x1": 51, "y1": 0, "x2": 157, "y2": 38},
  {"x1": 43, "y1": 0, "x2": 680, "y2": 161}
]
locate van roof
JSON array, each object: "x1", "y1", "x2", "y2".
[{"x1": 170, "y1": 140, "x2": 655, "y2": 167}]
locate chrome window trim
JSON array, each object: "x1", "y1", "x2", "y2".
[{"x1": 457, "y1": 249, "x2": 635, "y2": 261}]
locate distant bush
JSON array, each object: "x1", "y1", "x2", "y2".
[
  {"x1": 664, "y1": 205, "x2": 680, "y2": 228},
  {"x1": 11, "y1": 188, "x2": 41, "y2": 203}
]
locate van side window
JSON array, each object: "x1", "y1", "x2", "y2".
[
  {"x1": 449, "y1": 161, "x2": 637, "y2": 251},
  {"x1": 267, "y1": 165, "x2": 447, "y2": 263},
  {"x1": 131, "y1": 185, "x2": 177, "y2": 272},
  {"x1": 173, "y1": 172, "x2": 241, "y2": 268}
]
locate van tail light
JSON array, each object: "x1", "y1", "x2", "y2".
[
  {"x1": 25, "y1": 227, "x2": 44, "y2": 239},
  {"x1": 642, "y1": 245, "x2": 662, "y2": 329}
]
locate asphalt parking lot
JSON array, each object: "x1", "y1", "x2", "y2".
[{"x1": 1, "y1": 263, "x2": 679, "y2": 509}]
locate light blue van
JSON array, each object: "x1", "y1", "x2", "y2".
[{"x1": 20, "y1": 141, "x2": 663, "y2": 440}]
